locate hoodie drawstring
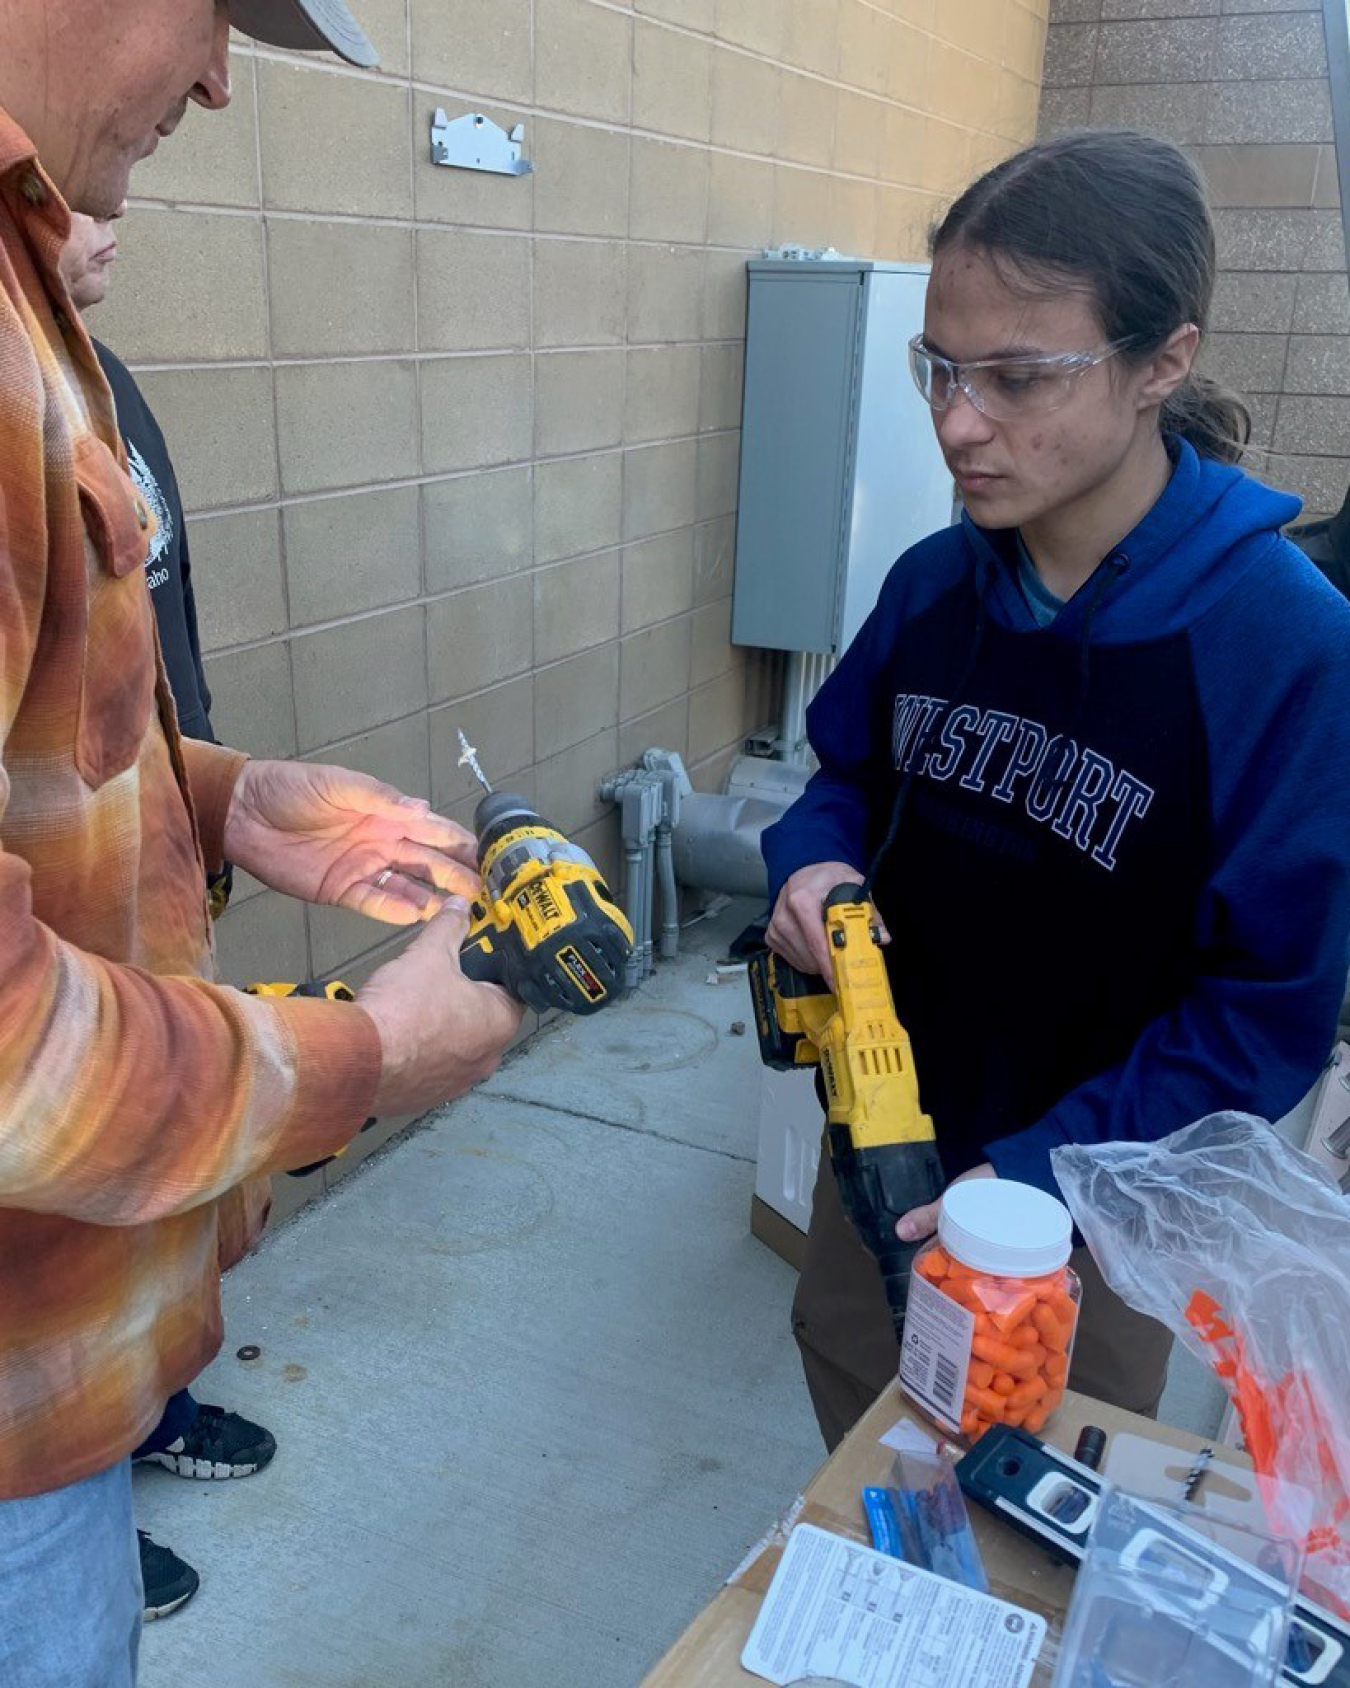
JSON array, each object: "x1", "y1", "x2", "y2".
[
  {"x1": 1031, "y1": 551, "x2": 1131, "y2": 810},
  {"x1": 861, "y1": 571, "x2": 992, "y2": 903}
]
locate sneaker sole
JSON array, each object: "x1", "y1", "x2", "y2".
[
  {"x1": 145, "y1": 1451, "x2": 264, "y2": 1480},
  {"x1": 143, "y1": 1587, "x2": 196, "y2": 1622}
]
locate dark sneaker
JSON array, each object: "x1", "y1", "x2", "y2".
[
  {"x1": 139, "y1": 1403, "x2": 277, "y2": 1480},
  {"x1": 138, "y1": 1530, "x2": 199, "y2": 1621}
]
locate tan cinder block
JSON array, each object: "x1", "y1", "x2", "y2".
[
  {"x1": 633, "y1": 20, "x2": 713, "y2": 142},
  {"x1": 413, "y1": 95, "x2": 534, "y2": 231},
  {"x1": 427, "y1": 574, "x2": 534, "y2": 702},
  {"x1": 534, "y1": 727, "x2": 619, "y2": 834},
  {"x1": 429, "y1": 675, "x2": 534, "y2": 807},
  {"x1": 621, "y1": 525, "x2": 696, "y2": 629},
  {"x1": 620, "y1": 615, "x2": 692, "y2": 718},
  {"x1": 534, "y1": 550, "x2": 622, "y2": 665},
  {"x1": 133, "y1": 52, "x2": 260, "y2": 208},
  {"x1": 938, "y1": 0, "x2": 1006, "y2": 61},
  {"x1": 535, "y1": 350, "x2": 626, "y2": 455},
  {"x1": 625, "y1": 346, "x2": 701, "y2": 443},
  {"x1": 303, "y1": 712, "x2": 432, "y2": 806},
  {"x1": 305, "y1": 902, "x2": 400, "y2": 983},
  {"x1": 190, "y1": 509, "x2": 287, "y2": 653},
  {"x1": 876, "y1": 186, "x2": 939, "y2": 262},
  {"x1": 536, "y1": 0, "x2": 632, "y2": 122},
  {"x1": 707, "y1": 152, "x2": 776, "y2": 248},
  {"x1": 716, "y1": 0, "x2": 787, "y2": 57},
  {"x1": 291, "y1": 604, "x2": 428, "y2": 751},
  {"x1": 532, "y1": 119, "x2": 631, "y2": 238},
  {"x1": 1005, "y1": 3, "x2": 1048, "y2": 84},
  {"x1": 420, "y1": 353, "x2": 533, "y2": 474},
  {"x1": 202, "y1": 640, "x2": 297, "y2": 759},
  {"x1": 689, "y1": 596, "x2": 736, "y2": 687},
  {"x1": 628, "y1": 243, "x2": 706, "y2": 342},
  {"x1": 535, "y1": 642, "x2": 620, "y2": 758},
  {"x1": 619, "y1": 695, "x2": 688, "y2": 764},
  {"x1": 694, "y1": 513, "x2": 735, "y2": 604},
  {"x1": 410, "y1": 0, "x2": 532, "y2": 102},
  {"x1": 631, "y1": 138, "x2": 710, "y2": 244},
  {"x1": 779, "y1": 74, "x2": 837, "y2": 170},
  {"x1": 636, "y1": 0, "x2": 715, "y2": 31},
  {"x1": 784, "y1": 0, "x2": 841, "y2": 77},
  {"x1": 268, "y1": 220, "x2": 415, "y2": 357},
  {"x1": 839, "y1": 1, "x2": 892, "y2": 97},
  {"x1": 534, "y1": 240, "x2": 627, "y2": 347},
  {"x1": 534, "y1": 453, "x2": 623, "y2": 563},
  {"x1": 688, "y1": 664, "x2": 748, "y2": 764},
  {"x1": 96, "y1": 209, "x2": 265, "y2": 364},
  {"x1": 416, "y1": 229, "x2": 531, "y2": 353},
  {"x1": 831, "y1": 177, "x2": 879, "y2": 256},
  {"x1": 889, "y1": 21, "x2": 934, "y2": 109},
  {"x1": 710, "y1": 47, "x2": 781, "y2": 156},
  {"x1": 213, "y1": 890, "x2": 307, "y2": 992},
  {"x1": 285, "y1": 485, "x2": 422, "y2": 625},
  {"x1": 924, "y1": 118, "x2": 975, "y2": 195},
  {"x1": 835, "y1": 92, "x2": 886, "y2": 179},
  {"x1": 703, "y1": 248, "x2": 749, "y2": 338},
  {"x1": 134, "y1": 367, "x2": 277, "y2": 512},
  {"x1": 276, "y1": 359, "x2": 419, "y2": 495},
  {"x1": 424, "y1": 465, "x2": 534, "y2": 591},
  {"x1": 623, "y1": 440, "x2": 699, "y2": 542},
  {"x1": 881, "y1": 104, "x2": 928, "y2": 188},
  {"x1": 697, "y1": 430, "x2": 740, "y2": 520},
  {"x1": 699, "y1": 343, "x2": 744, "y2": 433},
  {"x1": 774, "y1": 164, "x2": 834, "y2": 247},
  {"x1": 257, "y1": 60, "x2": 412, "y2": 219}
]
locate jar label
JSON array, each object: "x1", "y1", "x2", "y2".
[{"x1": 900, "y1": 1270, "x2": 974, "y2": 1432}]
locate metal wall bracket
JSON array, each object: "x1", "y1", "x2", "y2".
[{"x1": 430, "y1": 109, "x2": 533, "y2": 176}]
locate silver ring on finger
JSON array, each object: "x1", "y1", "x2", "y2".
[{"x1": 374, "y1": 868, "x2": 394, "y2": 889}]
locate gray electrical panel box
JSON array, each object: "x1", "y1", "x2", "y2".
[{"x1": 732, "y1": 259, "x2": 954, "y2": 656}]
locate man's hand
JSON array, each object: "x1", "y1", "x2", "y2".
[
  {"x1": 357, "y1": 900, "x2": 524, "y2": 1115},
  {"x1": 223, "y1": 760, "x2": 479, "y2": 924},
  {"x1": 766, "y1": 861, "x2": 889, "y2": 984},
  {"x1": 897, "y1": 1161, "x2": 995, "y2": 1244}
]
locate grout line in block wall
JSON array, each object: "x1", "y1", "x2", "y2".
[{"x1": 200, "y1": 522, "x2": 731, "y2": 658}]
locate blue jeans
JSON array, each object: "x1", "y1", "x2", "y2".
[{"x1": 0, "y1": 1460, "x2": 142, "y2": 1687}]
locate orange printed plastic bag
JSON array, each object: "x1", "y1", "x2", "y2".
[{"x1": 1053, "y1": 1114, "x2": 1350, "y2": 1620}]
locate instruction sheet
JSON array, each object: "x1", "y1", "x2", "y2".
[{"x1": 741, "y1": 1524, "x2": 1045, "y2": 1688}]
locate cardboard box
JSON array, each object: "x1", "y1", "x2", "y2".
[{"x1": 640, "y1": 1381, "x2": 1236, "y2": 1688}]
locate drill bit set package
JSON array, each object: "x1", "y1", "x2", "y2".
[
  {"x1": 1051, "y1": 1114, "x2": 1350, "y2": 1623},
  {"x1": 900, "y1": 1180, "x2": 1080, "y2": 1443}
]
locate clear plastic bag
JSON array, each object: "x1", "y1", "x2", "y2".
[{"x1": 1051, "y1": 1114, "x2": 1350, "y2": 1619}]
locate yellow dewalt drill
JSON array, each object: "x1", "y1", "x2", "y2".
[
  {"x1": 250, "y1": 744, "x2": 634, "y2": 1174},
  {"x1": 748, "y1": 884, "x2": 945, "y2": 1336}
]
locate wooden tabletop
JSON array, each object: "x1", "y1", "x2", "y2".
[{"x1": 640, "y1": 1381, "x2": 1234, "y2": 1688}]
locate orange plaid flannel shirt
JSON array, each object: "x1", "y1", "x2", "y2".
[{"x1": 0, "y1": 112, "x2": 381, "y2": 1500}]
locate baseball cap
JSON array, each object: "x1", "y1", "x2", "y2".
[{"x1": 229, "y1": 0, "x2": 378, "y2": 67}]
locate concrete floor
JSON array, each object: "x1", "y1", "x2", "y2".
[
  {"x1": 134, "y1": 898, "x2": 1226, "y2": 1687},
  {"x1": 135, "y1": 901, "x2": 825, "y2": 1688}
]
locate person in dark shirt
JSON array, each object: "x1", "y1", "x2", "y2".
[{"x1": 60, "y1": 210, "x2": 273, "y2": 1620}]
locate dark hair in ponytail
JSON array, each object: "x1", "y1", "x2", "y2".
[{"x1": 931, "y1": 128, "x2": 1250, "y2": 465}]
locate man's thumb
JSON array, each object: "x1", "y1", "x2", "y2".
[{"x1": 417, "y1": 893, "x2": 472, "y2": 957}]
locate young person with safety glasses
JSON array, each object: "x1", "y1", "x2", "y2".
[{"x1": 763, "y1": 128, "x2": 1350, "y2": 1450}]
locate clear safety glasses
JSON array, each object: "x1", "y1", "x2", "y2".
[{"x1": 907, "y1": 334, "x2": 1129, "y2": 422}]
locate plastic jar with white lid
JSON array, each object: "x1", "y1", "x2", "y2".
[{"x1": 898, "y1": 1179, "x2": 1080, "y2": 1443}]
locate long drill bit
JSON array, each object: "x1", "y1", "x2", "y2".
[{"x1": 456, "y1": 729, "x2": 493, "y2": 795}]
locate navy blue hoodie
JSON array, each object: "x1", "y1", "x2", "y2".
[{"x1": 763, "y1": 440, "x2": 1350, "y2": 1200}]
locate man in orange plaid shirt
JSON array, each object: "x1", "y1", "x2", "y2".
[{"x1": 0, "y1": 4, "x2": 522, "y2": 1680}]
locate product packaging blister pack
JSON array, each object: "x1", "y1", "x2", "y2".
[{"x1": 1052, "y1": 1115, "x2": 1350, "y2": 1620}]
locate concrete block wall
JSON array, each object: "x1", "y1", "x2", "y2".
[
  {"x1": 1040, "y1": 0, "x2": 1350, "y2": 517},
  {"x1": 95, "y1": 0, "x2": 1048, "y2": 1028}
]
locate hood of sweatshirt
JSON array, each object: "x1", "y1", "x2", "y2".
[{"x1": 966, "y1": 437, "x2": 1302, "y2": 643}]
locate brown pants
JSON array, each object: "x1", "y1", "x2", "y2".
[{"x1": 792, "y1": 1148, "x2": 1175, "y2": 1452}]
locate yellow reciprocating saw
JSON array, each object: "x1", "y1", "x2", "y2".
[{"x1": 747, "y1": 883, "x2": 945, "y2": 1336}]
